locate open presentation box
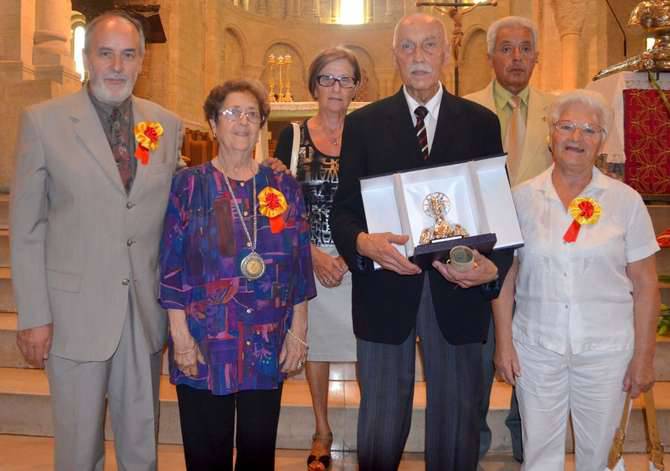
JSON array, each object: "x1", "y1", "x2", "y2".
[{"x1": 361, "y1": 154, "x2": 524, "y2": 269}]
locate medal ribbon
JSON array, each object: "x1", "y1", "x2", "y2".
[
  {"x1": 258, "y1": 187, "x2": 288, "y2": 234},
  {"x1": 563, "y1": 197, "x2": 601, "y2": 243},
  {"x1": 134, "y1": 121, "x2": 163, "y2": 165}
]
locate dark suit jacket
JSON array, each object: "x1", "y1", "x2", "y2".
[{"x1": 332, "y1": 87, "x2": 513, "y2": 345}]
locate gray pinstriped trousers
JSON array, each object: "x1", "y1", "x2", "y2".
[{"x1": 356, "y1": 276, "x2": 483, "y2": 471}]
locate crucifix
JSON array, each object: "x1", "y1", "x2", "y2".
[{"x1": 416, "y1": 0, "x2": 497, "y2": 95}]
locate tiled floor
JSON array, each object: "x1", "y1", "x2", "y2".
[{"x1": 0, "y1": 434, "x2": 667, "y2": 470}]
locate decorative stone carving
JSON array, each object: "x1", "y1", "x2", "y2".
[{"x1": 550, "y1": 0, "x2": 587, "y2": 89}]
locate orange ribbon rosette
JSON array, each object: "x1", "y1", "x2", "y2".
[
  {"x1": 563, "y1": 197, "x2": 601, "y2": 243},
  {"x1": 258, "y1": 186, "x2": 288, "y2": 234},
  {"x1": 134, "y1": 121, "x2": 164, "y2": 165}
]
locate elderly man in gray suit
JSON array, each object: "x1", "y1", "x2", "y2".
[{"x1": 11, "y1": 11, "x2": 182, "y2": 470}]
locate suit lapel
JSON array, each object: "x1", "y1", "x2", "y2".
[
  {"x1": 519, "y1": 88, "x2": 549, "y2": 178},
  {"x1": 129, "y1": 97, "x2": 148, "y2": 200},
  {"x1": 70, "y1": 89, "x2": 126, "y2": 194},
  {"x1": 480, "y1": 82, "x2": 497, "y2": 113},
  {"x1": 429, "y1": 88, "x2": 463, "y2": 163}
]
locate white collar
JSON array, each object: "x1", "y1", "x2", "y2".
[
  {"x1": 531, "y1": 164, "x2": 612, "y2": 200},
  {"x1": 402, "y1": 84, "x2": 443, "y2": 119}
]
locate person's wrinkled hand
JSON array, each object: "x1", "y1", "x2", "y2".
[
  {"x1": 263, "y1": 157, "x2": 290, "y2": 174},
  {"x1": 623, "y1": 354, "x2": 654, "y2": 398},
  {"x1": 356, "y1": 232, "x2": 421, "y2": 275},
  {"x1": 280, "y1": 327, "x2": 308, "y2": 373},
  {"x1": 16, "y1": 323, "x2": 53, "y2": 368},
  {"x1": 432, "y1": 249, "x2": 497, "y2": 288},
  {"x1": 494, "y1": 341, "x2": 521, "y2": 386},
  {"x1": 312, "y1": 248, "x2": 348, "y2": 288},
  {"x1": 172, "y1": 334, "x2": 205, "y2": 378}
]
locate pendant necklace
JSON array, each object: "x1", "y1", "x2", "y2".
[{"x1": 222, "y1": 170, "x2": 265, "y2": 281}]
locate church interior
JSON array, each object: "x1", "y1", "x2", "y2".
[{"x1": 1, "y1": 0, "x2": 670, "y2": 469}]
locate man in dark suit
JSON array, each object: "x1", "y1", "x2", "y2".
[{"x1": 332, "y1": 13, "x2": 513, "y2": 471}]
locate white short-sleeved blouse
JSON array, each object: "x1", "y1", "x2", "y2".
[{"x1": 512, "y1": 165, "x2": 660, "y2": 355}]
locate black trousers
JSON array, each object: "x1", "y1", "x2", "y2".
[{"x1": 176, "y1": 384, "x2": 283, "y2": 471}]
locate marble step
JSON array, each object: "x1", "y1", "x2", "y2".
[
  {"x1": 0, "y1": 229, "x2": 8, "y2": 267},
  {"x1": 0, "y1": 268, "x2": 14, "y2": 313},
  {"x1": 1, "y1": 434, "x2": 669, "y2": 471},
  {"x1": 10, "y1": 311, "x2": 670, "y2": 380},
  {"x1": 0, "y1": 367, "x2": 669, "y2": 453},
  {"x1": 0, "y1": 194, "x2": 8, "y2": 230},
  {"x1": 0, "y1": 312, "x2": 426, "y2": 380}
]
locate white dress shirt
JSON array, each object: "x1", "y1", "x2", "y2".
[
  {"x1": 512, "y1": 165, "x2": 660, "y2": 355},
  {"x1": 403, "y1": 85, "x2": 443, "y2": 153}
]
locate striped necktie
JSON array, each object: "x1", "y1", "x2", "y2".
[
  {"x1": 504, "y1": 95, "x2": 526, "y2": 184},
  {"x1": 110, "y1": 107, "x2": 133, "y2": 193},
  {"x1": 414, "y1": 106, "x2": 429, "y2": 161}
]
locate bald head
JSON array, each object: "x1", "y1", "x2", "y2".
[{"x1": 393, "y1": 13, "x2": 448, "y2": 49}]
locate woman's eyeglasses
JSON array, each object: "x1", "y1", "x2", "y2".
[
  {"x1": 316, "y1": 74, "x2": 357, "y2": 88},
  {"x1": 218, "y1": 108, "x2": 262, "y2": 124},
  {"x1": 553, "y1": 120, "x2": 605, "y2": 139}
]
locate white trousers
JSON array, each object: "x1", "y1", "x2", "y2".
[{"x1": 514, "y1": 340, "x2": 632, "y2": 471}]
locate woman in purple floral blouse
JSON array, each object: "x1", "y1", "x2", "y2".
[{"x1": 159, "y1": 79, "x2": 316, "y2": 470}]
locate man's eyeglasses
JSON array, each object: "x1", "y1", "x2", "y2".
[
  {"x1": 316, "y1": 74, "x2": 357, "y2": 88},
  {"x1": 218, "y1": 107, "x2": 263, "y2": 124},
  {"x1": 553, "y1": 120, "x2": 605, "y2": 139}
]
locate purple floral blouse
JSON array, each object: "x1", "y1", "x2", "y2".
[{"x1": 159, "y1": 163, "x2": 316, "y2": 396}]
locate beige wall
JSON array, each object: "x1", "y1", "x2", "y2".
[{"x1": 0, "y1": 0, "x2": 648, "y2": 188}]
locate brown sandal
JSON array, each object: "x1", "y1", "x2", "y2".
[{"x1": 307, "y1": 432, "x2": 333, "y2": 470}]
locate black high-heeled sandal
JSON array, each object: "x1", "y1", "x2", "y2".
[{"x1": 307, "y1": 432, "x2": 333, "y2": 470}]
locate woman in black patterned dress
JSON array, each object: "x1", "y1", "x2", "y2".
[{"x1": 275, "y1": 47, "x2": 360, "y2": 471}]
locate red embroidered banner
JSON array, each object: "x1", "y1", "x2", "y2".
[{"x1": 623, "y1": 89, "x2": 670, "y2": 196}]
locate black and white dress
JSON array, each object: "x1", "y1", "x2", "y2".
[{"x1": 275, "y1": 121, "x2": 356, "y2": 362}]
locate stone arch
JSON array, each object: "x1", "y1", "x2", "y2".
[
  {"x1": 223, "y1": 27, "x2": 247, "y2": 80},
  {"x1": 342, "y1": 44, "x2": 379, "y2": 101},
  {"x1": 261, "y1": 42, "x2": 308, "y2": 101},
  {"x1": 459, "y1": 26, "x2": 491, "y2": 96}
]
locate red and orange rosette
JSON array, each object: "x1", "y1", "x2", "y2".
[
  {"x1": 258, "y1": 186, "x2": 288, "y2": 233},
  {"x1": 134, "y1": 121, "x2": 164, "y2": 165},
  {"x1": 563, "y1": 197, "x2": 601, "y2": 243}
]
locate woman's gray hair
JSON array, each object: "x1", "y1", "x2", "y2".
[
  {"x1": 486, "y1": 16, "x2": 538, "y2": 56},
  {"x1": 547, "y1": 89, "x2": 613, "y2": 136}
]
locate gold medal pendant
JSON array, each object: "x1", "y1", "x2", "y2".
[{"x1": 240, "y1": 251, "x2": 265, "y2": 281}]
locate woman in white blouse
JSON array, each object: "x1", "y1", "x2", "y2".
[{"x1": 493, "y1": 89, "x2": 660, "y2": 471}]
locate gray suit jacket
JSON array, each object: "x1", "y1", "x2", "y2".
[
  {"x1": 465, "y1": 81, "x2": 555, "y2": 186},
  {"x1": 10, "y1": 88, "x2": 183, "y2": 361}
]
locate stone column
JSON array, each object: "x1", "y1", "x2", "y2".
[
  {"x1": 550, "y1": 0, "x2": 586, "y2": 90},
  {"x1": 287, "y1": 0, "x2": 301, "y2": 18},
  {"x1": 33, "y1": 0, "x2": 75, "y2": 71},
  {"x1": 302, "y1": 0, "x2": 320, "y2": 22},
  {"x1": 0, "y1": 0, "x2": 37, "y2": 81},
  {"x1": 364, "y1": 0, "x2": 373, "y2": 24},
  {"x1": 256, "y1": 0, "x2": 269, "y2": 16},
  {"x1": 0, "y1": 0, "x2": 80, "y2": 192},
  {"x1": 269, "y1": 0, "x2": 285, "y2": 18},
  {"x1": 384, "y1": 0, "x2": 394, "y2": 22},
  {"x1": 330, "y1": 0, "x2": 340, "y2": 23}
]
